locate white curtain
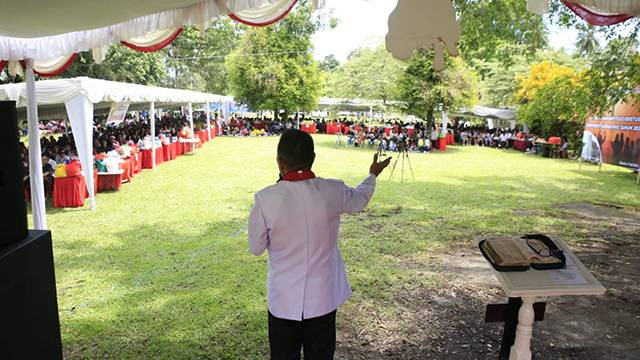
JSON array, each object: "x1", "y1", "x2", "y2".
[
  {"x1": 205, "y1": 102, "x2": 211, "y2": 141},
  {"x1": 25, "y1": 59, "x2": 47, "y2": 230},
  {"x1": 222, "y1": 100, "x2": 230, "y2": 121},
  {"x1": 441, "y1": 112, "x2": 449, "y2": 132},
  {"x1": 188, "y1": 102, "x2": 194, "y2": 138},
  {"x1": 581, "y1": 131, "x2": 603, "y2": 164},
  {"x1": 64, "y1": 95, "x2": 96, "y2": 210},
  {"x1": 150, "y1": 101, "x2": 156, "y2": 170}
]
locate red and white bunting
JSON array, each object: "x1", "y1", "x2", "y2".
[
  {"x1": 121, "y1": 28, "x2": 184, "y2": 52},
  {"x1": 563, "y1": 1, "x2": 634, "y2": 26},
  {"x1": 228, "y1": 0, "x2": 298, "y2": 27}
]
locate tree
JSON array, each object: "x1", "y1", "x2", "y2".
[
  {"x1": 324, "y1": 45, "x2": 405, "y2": 103},
  {"x1": 164, "y1": 21, "x2": 242, "y2": 93},
  {"x1": 453, "y1": 0, "x2": 547, "y2": 65},
  {"x1": 396, "y1": 49, "x2": 479, "y2": 126},
  {"x1": 517, "y1": 75, "x2": 590, "y2": 142},
  {"x1": 61, "y1": 45, "x2": 168, "y2": 85},
  {"x1": 226, "y1": 1, "x2": 322, "y2": 119},
  {"x1": 581, "y1": 37, "x2": 640, "y2": 114},
  {"x1": 515, "y1": 60, "x2": 576, "y2": 103},
  {"x1": 318, "y1": 55, "x2": 339, "y2": 72},
  {"x1": 476, "y1": 48, "x2": 587, "y2": 108},
  {"x1": 575, "y1": 25, "x2": 600, "y2": 56}
]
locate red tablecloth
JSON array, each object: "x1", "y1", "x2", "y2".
[
  {"x1": 299, "y1": 123, "x2": 317, "y2": 134},
  {"x1": 513, "y1": 139, "x2": 530, "y2": 152},
  {"x1": 130, "y1": 150, "x2": 141, "y2": 174},
  {"x1": 97, "y1": 173, "x2": 122, "y2": 192},
  {"x1": 548, "y1": 137, "x2": 562, "y2": 145},
  {"x1": 162, "y1": 143, "x2": 172, "y2": 161},
  {"x1": 197, "y1": 130, "x2": 207, "y2": 144},
  {"x1": 53, "y1": 175, "x2": 86, "y2": 208},
  {"x1": 120, "y1": 159, "x2": 133, "y2": 182},
  {"x1": 170, "y1": 142, "x2": 179, "y2": 158},
  {"x1": 141, "y1": 147, "x2": 165, "y2": 169},
  {"x1": 437, "y1": 138, "x2": 447, "y2": 151},
  {"x1": 446, "y1": 133, "x2": 455, "y2": 145}
]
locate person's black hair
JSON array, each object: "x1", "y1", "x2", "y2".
[{"x1": 277, "y1": 129, "x2": 315, "y2": 170}]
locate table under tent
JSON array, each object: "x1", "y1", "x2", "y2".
[{"x1": 0, "y1": 77, "x2": 231, "y2": 218}]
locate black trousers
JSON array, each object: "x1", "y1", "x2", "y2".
[{"x1": 268, "y1": 310, "x2": 336, "y2": 360}]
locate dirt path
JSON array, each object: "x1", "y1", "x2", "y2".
[{"x1": 337, "y1": 203, "x2": 640, "y2": 360}]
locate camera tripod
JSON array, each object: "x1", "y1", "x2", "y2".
[{"x1": 378, "y1": 142, "x2": 415, "y2": 183}]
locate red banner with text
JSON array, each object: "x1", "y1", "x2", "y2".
[{"x1": 584, "y1": 101, "x2": 640, "y2": 170}]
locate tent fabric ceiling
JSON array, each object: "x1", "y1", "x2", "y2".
[
  {"x1": 0, "y1": 0, "x2": 203, "y2": 38},
  {"x1": 0, "y1": 77, "x2": 230, "y2": 108},
  {"x1": 458, "y1": 106, "x2": 517, "y2": 120},
  {"x1": 0, "y1": 0, "x2": 307, "y2": 38},
  {"x1": 0, "y1": 0, "x2": 326, "y2": 61}
]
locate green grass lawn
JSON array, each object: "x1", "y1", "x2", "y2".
[{"x1": 37, "y1": 135, "x2": 639, "y2": 359}]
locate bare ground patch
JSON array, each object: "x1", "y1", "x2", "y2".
[{"x1": 336, "y1": 202, "x2": 640, "y2": 360}]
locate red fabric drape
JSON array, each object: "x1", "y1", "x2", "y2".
[
  {"x1": 121, "y1": 28, "x2": 184, "y2": 52},
  {"x1": 19, "y1": 54, "x2": 78, "y2": 77},
  {"x1": 562, "y1": 1, "x2": 633, "y2": 26},
  {"x1": 229, "y1": 0, "x2": 298, "y2": 27}
]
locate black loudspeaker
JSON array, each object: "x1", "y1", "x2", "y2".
[
  {"x1": 0, "y1": 230, "x2": 63, "y2": 360},
  {"x1": 0, "y1": 101, "x2": 28, "y2": 246}
]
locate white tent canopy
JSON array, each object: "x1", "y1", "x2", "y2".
[
  {"x1": 461, "y1": 106, "x2": 517, "y2": 121},
  {"x1": 0, "y1": 77, "x2": 228, "y2": 106},
  {"x1": 0, "y1": 0, "x2": 324, "y2": 61},
  {"x1": 0, "y1": 77, "x2": 230, "y2": 221}
]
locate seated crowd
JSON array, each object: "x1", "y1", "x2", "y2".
[{"x1": 21, "y1": 111, "x2": 213, "y2": 197}]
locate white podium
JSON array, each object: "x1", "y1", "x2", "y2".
[{"x1": 483, "y1": 238, "x2": 606, "y2": 360}]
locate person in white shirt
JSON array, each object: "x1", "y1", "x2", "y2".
[{"x1": 248, "y1": 129, "x2": 391, "y2": 360}]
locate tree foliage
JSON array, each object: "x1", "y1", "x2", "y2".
[
  {"x1": 475, "y1": 49, "x2": 587, "y2": 108},
  {"x1": 56, "y1": 22, "x2": 242, "y2": 91},
  {"x1": 517, "y1": 75, "x2": 590, "y2": 141},
  {"x1": 581, "y1": 38, "x2": 640, "y2": 114},
  {"x1": 318, "y1": 54, "x2": 339, "y2": 72},
  {"x1": 515, "y1": 61, "x2": 577, "y2": 102},
  {"x1": 453, "y1": 0, "x2": 547, "y2": 65},
  {"x1": 164, "y1": 21, "x2": 242, "y2": 93},
  {"x1": 61, "y1": 46, "x2": 168, "y2": 85},
  {"x1": 575, "y1": 25, "x2": 600, "y2": 56},
  {"x1": 396, "y1": 50, "x2": 479, "y2": 125},
  {"x1": 323, "y1": 45, "x2": 405, "y2": 103},
  {"x1": 226, "y1": 1, "x2": 322, "y2": 116}
]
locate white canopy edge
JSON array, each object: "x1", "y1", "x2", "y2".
[
  {"x1": 0, "y1": 0, "x2": 325, "y2": 61},
  {"x1": 527, "y1": 0, "x2": 640, "y2": 15},
  {"x1": 458, "y1": 106, "x2": 517, "y2": 121},
  {"x1": 0, "y1": 77, "x2": 231, "y2": 107}
]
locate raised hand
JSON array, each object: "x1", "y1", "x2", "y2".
[{"x1": 369, "y1": 153, "x2": 392, "y2": 177}]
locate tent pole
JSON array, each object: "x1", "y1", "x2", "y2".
[
  {"x1": 206, "y1": 102, "x2": 211, "y2": 142},
  {"x1": 25, "y1": 59, "x2": 47, "y2": 230},
  {"x1": 150, "y1": 102, "x2": 156, "y2": 170}
]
